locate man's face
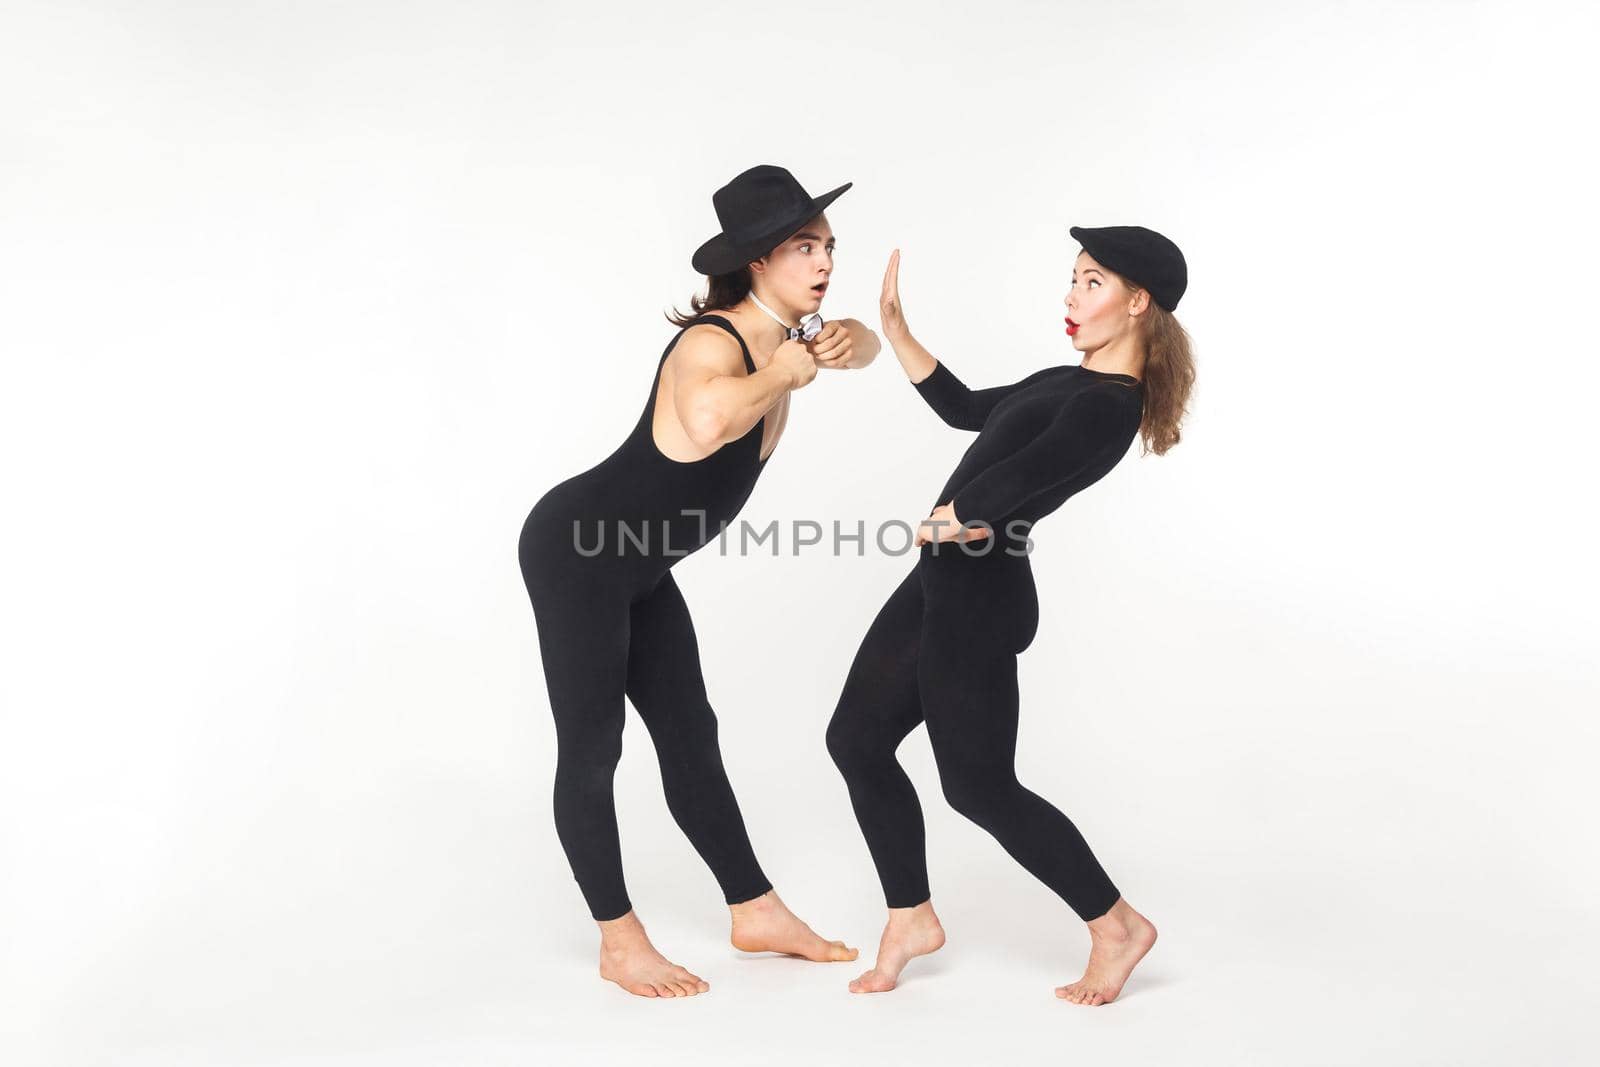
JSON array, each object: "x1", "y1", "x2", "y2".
[{"x1": 756, "y1": 213, "x2": 835, "y2": 316}]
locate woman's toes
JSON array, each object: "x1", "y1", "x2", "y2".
[
  {"x1": 633, "y1": 983, "x2": 658, "y2": 997},
  {"x1": 858, "y1": 969, "x2": 895, "y2": 993}
]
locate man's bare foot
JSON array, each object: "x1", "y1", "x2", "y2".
[
  {"x1": 848, "y1": 900, "x2": 947, "y2": 993},
  {"x1": 596, "y1": 911, "x2": 710, "y2": 998},
  {"x1": 728, "y1": 889, "x2": 858, "y2": 962},
  {"x1": 1055, "y1": 898, "x2": 1157, "y2": 1006}
]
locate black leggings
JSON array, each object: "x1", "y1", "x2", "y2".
[
  {"x1": 520, "y1": 538, "x2": 773, "y2": 921},
  {"x1": 825, "y1": 546, "x2": 1120, "y2": 921}
]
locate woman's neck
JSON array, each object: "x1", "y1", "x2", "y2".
[{"x1": 1079, "y1": 333, "x2": 1147, "y2": 381}]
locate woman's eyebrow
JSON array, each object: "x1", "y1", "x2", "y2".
[{"x1": 792, "y1": 232, "x2": 835, "y2": 243}]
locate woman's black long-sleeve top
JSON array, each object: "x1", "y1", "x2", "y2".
[{"x1": 911, "y1": 359, "x2": 1145, "y2": 538}]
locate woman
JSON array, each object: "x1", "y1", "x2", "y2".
[
  {"x1": 518, "y1": 165, "x2": 880, "y2": 998},
  {"x1": 825, "y1": 226, "x2": 1193, "y2": 1004}
]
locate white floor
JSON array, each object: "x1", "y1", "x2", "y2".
[{"x1": 12, "y1": 797, "x2": 1595, "y2": 1067}]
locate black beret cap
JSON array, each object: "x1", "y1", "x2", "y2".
[{"x1": 1068, "y1": 225, "x2": 1188, "y2": 311}]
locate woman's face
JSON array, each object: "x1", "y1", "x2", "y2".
[
  {"x1": 753, "y1": 213, "x2": 835, "y2": 315},
  {"x1": 1063, "y1": 251, "x2": 1139, "y2": 351}
]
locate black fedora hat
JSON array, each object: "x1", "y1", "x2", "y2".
[{"x1": 691, "y1": 165, "x2": 852, "y2": 276}]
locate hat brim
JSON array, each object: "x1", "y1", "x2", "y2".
[
  {"x1": 692, "y1": 181, "x2": 852, "y2": 276},
  {"x1": 1068, "y1": 226, "x2": 1097, "y2": 254}
]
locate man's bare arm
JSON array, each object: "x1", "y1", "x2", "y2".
[{"x1": 670, "y1": 326, "x2": 811, "y2": 450}]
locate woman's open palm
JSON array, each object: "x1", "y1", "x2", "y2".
[{"x1": 880, "y1": 248, "x2": 910, "y2": 342}]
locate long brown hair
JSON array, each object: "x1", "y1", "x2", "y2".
[
  {"x1": 1110, "y1": 275, "x2": 1194, "y2": 457},
  {"x1": 665, "y1": 268, "x2": 752, "y2": 327}
]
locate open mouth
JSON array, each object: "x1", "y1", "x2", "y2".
[
  {"x1": 1064, "y1": 316, "x2": 1079, "y2": 336},
  {"x1": 811, "y1": 282, "x2": 828, "y2": 296}
]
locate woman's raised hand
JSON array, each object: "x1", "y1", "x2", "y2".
[{"x1": 880, "y1": 248, "x2": 912, "y2": 344}]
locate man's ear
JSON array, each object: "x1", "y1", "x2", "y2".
[{"x1": 749, "y1": 255, "x2": 768, "y2": 276}]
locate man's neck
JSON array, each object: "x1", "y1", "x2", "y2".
[{"x1": 737, "y1": 292, "x2": 799, "y2": 353}]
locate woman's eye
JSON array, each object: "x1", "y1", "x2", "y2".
[
  {"x1": 799, "y1": 243, "x2": 811, "y2": 253},
  {"x1": 1088, "y1": 279, "x2": 1099, "y2": 288}
]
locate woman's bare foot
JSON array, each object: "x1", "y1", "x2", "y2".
[
  {"x1": 1055, "y1": 898, "x2": 1157, "y2": 1006},
  {"x1": 728, "y1": 889, "x2": 858, "y2": 962},
  {"x1": 848, "y1": 900, "x2": 947, "y2": 993},
  {"x1": 596, "y1": 911, "x2": 710, "y2": 998}
]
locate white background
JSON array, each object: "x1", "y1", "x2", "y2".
[{"x1": 3, "y1": 1, "x2": 1597, "y2": 1064}]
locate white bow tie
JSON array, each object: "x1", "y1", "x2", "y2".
[{"x1": 750, "y1": 292, "x2": 824, "y2": 342}]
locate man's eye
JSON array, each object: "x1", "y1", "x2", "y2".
[{"x1": 800, "y1": 243, "x2": 812, "y2": 253}]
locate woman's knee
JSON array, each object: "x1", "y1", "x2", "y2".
[
  {"x1": 825, "y1": 704, "x2": 882, "y2": 775},
  {"x1": 937, "y1": 766, "x2": 1018, "y2": 824},
  {"x1": 823, "y1": 709, "x2": 856, "y2": 768}
]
